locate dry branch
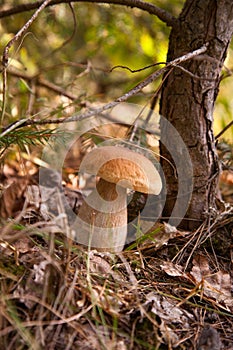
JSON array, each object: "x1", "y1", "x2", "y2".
[
  {"x1": 0, "y1": 0, "x2": 177, "y2": 27},
  {"x1": 1, "y1": 0, "x2": 53, "y2": 124},
  {"x1": 2, "y1": 0, "x2": 53, "y2": 68},
  {"x1": 16, "y1": 43, "x2": 208, "y2": 127}
]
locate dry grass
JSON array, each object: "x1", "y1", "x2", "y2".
[
  {"x1": 0, "y1": 207, "x2": 232, "y2": 350},
  {"x1": 0, "y1": 140, "x2": 232, "y2": 349}
]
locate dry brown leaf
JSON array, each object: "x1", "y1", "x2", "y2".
[
  {"x1": 89, "y1": 251, "x2": 124, "y2": 282},
  {"x1": 0, "y1": 177, "x2": 29, "y2": 218},
  {"x1": 160, "y1": 261, "x2": 187, "y2": 278},
  {"x1": 161, "y1": 257, "x2": 233, "y2": 310},
  {"x1": 160, "y1": 261, "x2": 195, "y2": 286},
  {"x1": 145, "y1": 292, "x2": 194, "y2": 326},
  {"x1": 91, "y1": 286, "x2": 123, "y2": 315},
  {"x1": 14, "y1": 236, "x2": 32, "y2": 253},
  {"x1": 137, "y1": 223, "x2": 180, "y2": 252},
  {"x1": 24, "y1": 168, "x2": 83, "y2": 221},
  {"x1": 190, "y1": 254, "x2": 233, "y2": 309}
]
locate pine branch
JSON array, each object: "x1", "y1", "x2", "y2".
[
  {"x1": 0, "y1": 0, "x2": 177, "y2": 27},
  {"x1": 0, "y1": 128, "x2": 57, "y2": 149},
  {"x1": 0, "y1": 125, "x2": 74, "y2": 155}
]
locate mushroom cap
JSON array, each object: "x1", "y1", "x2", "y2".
[{"x1": 79, "y1": 146, "x2": 162, "y2": 195}]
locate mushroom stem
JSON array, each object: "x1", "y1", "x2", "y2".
[{"x1": 77, "y1": 178, "x2": 128, "y2": 252}]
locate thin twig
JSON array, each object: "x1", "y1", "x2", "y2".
[
  {"x1": 19, "y1": 43, "x2": 208, "y2": 126},
  {"x1": 4, "y1": 67, "x2": 90, "y2": 101},
  {"x1": 0, "y1": 44, "x2": 208, "y2": 135},
  {"x1": 215, "y1": 120, "x2": 233, "y2": 140},
  {"x1": 2, "y1": 0, "x2": 52, "y2": 68},
  {"x1": 110, "y1": 61, "x2": 166, "y2": 73},
  {"x1": 1, "y1": 0, "x2": 53, "y2": 125},
  {"x1": 111, "y1": 60, "x2": 217, "y2": 81},
  {"x1": 38, "y1": 77, "x2": 79, "y2": 100},
  {"x1": 48, "y1": 3, "x2": 77, "y2": 55},
  {"x1": 146, "y1": 69, "x2": 174, "y2": 125},
  {"x1": 0, "y1": 0, "x2": 177, "y2": 27},
  {"x1": 1, "y1": 68, "x2": 7, "y2": 126}
]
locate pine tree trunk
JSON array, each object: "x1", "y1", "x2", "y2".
[{"x1": 159, "y1": 0, "x2": 233, "y2": 229}]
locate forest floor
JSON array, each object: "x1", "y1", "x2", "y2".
[{"x1": 0, "y1": 141, "x2": 232, "y2": 350}]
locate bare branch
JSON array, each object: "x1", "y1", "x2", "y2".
[
  {"x1": 110, "y1": 61, "x2": 166, "y2": 73},
  {"x1": 215, "y1": 120, "x2": 233, "y2": 140},
  {"x1": 0, "y1": 0, "x2": 177, "y2": 27},
  {"x1": 49, "y1": 3, "x2": 78, "y2": 55},
  {"x1": 37, "y1": 77, "x2": 78, "y2": 100},
  {"x1": 1, "y1": 0, "x2": 53, "y2": 125},
  {"x1": 111, "y1": 61, "x2": 216, "y2": 81},
  {"x1": 2, "y1": 0, "x2": 53, "y2": 68},
  {"x1": 16, "y1": 44, "x2": 208, "y2": 127},
  {"x1": 6, "y1": 66, "x2": 89, "y2": 101}
]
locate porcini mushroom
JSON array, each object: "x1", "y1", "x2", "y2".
[{"x1": 76, "y1": 146, "x2": 162, "y2": 252}]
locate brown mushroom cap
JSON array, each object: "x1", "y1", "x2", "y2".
[{"x1": 80, "y1": 146, "x2": 162, "y2": 195}]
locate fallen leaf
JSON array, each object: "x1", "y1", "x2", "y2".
[
  {"x1": 190, "y1": 254, "x2": 233, "y2": 309},
  {"x1": 160, "y1": 261, "x2": 187, "y2": 278},
  {"x1": 0, "y1": 178, "x2": 29, "y2": 218},
  {"x1": 145, "y1": 292, "x2": 194, "y2": 327}
]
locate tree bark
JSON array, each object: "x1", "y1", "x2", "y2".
[{"x1": 159, "y1": 0, "x2": 233, "y2": 229}]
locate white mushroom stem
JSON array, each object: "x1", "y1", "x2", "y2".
[
  {"x1": 77, "y1": 178, "x2": 128, "y2": 252},
  {"x1": 77, "y1": 145, "x2": 162, "y2": 252}
]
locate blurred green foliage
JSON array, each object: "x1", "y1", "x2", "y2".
[
  {"x1": 214, "y1": 49, "x2": 233, "y2": 141},
  {"x1": 0, "y1": 0, "x2": 232, "y2": 142}
]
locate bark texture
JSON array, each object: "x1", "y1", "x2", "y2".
[{"x1": 159, "y1": 0, "x2": 233, "y2": 229}]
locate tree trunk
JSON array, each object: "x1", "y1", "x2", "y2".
[{"x1": 159, "y1": 0, "x2": 233, "y2": 229}]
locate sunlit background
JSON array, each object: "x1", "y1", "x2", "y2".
[{"x1": 0, "y1": 0, "x2": 232, "y2": 141}]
